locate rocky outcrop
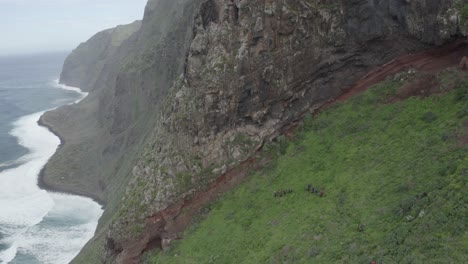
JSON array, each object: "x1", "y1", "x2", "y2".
[
  {"x1": 59, "y1": 21, "x2": 141, "y2": 92},
  {"x1": 106, "y1": 0, "x2": 467, "y2": 262},
  {"x1": 40, "y1": 0, "x2": 468, "y2": 263}
]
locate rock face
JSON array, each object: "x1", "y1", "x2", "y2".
[
  {"x1": 40, "y1": 0, "x2": 467, "y2": 263},
  {"x1": 59, "y1": 21, "x2": 141, "y2": 92},
  {"x1": 40, "y1": 0, "x2": 205, "y2": 262}
]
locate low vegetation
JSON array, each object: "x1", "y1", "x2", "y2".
[
  {"x1": 145, "y1": 71, "x2": 468, "y2": 263},
  {"x1": 460, "y1": 4, "x2": 468, "y2": 21}
]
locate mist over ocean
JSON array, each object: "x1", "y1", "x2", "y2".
[{"x1": 0, "y1": 53, "x2": 102, "y2": 264}]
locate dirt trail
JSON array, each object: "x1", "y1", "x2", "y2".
[{"x1": 119, "y1": 39, "x2": 468, "y2": 263}]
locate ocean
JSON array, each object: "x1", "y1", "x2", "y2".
[{"x1": 0, "y1": 53, "x2": 103, "y2": 264}]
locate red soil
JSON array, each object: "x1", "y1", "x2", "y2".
[
  {"x1": 326, "y1": 39, "x2": 468, "y2": 106},
  {"x1": 393, "y1": 74, "x2": 440, "y2": 100}
]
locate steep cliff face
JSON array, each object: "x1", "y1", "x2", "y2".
[
  {"x1": 59, "y1": 21, "x2": 141, "y2": 92},
  {"x1": 40, "y1": 0, "x2": 205, "y2": 262},
  {"x1": 41, "y1": 0, "x2": 204, "y2": 203},
  {"x1": 111, "y1": 1, "x2": 466, "y2": 261},
  {"x1": 42, "y1": 0, "x2": 467, "y2": 263},
  {"x1": 39, "y1": 21, "x2": 143, "y2": 204}
]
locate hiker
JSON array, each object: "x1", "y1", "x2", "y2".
[
  {"x1": 306, "y1": 184, "x2": 317, "y2": 193},
  {"x1": 273, "y1": 190, "x2": 282, "y2": 197},
  {"x1": 459, "y1": 56, "x2": 468, "y2": 70},
  {"x1": 357, "y1": 223, "x2": 365, "y2": 232},
  {"x1": 417, "y1": 192, "x2": 428, "y2": 199},
  {"x1": 274, "y1": 189, "x2": 293, "y2": 197}
]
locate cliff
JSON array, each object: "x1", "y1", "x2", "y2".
[
  {"x1": 40, "y1": 0, "x2": 205, "y2": 262},
  {"x1": 59, "y1": 21, "x2": 141, "y2": 92},
  {"x1": 39, "y1": 0, "x2": 468, "y2": 263}
]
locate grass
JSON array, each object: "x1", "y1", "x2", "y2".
[{"x1": 144, "y1": 74, "x2": 468, "y2": 264}]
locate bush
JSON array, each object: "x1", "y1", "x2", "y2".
[
  {"x1": 303, "y1": 113, "x2": 314, "y2": 129},
  {"x1": 438, "y1": 162, "x2": 458, "y2": 176},
  {"x1": 398, "y1": 196, "x2": 418, "y2": 216},
  {"x1": 276, "y1": 135, "x2": 289, "y2": 155},
  {"x1": 456, "y1": 103, "x2": 468, "y2": 118},
  {"x1": 420, "y1": 111, "x2": 437, "y2": 123},
  {"x1": 454, "y1": 81, "x2": 468, "y2": 102},
  {"x1": 461, "y1": 4, "x2": 468, "y2": 21}
]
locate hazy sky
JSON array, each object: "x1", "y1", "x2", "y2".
[{"x1": 0, "y1": 0, "x2": 148, "y2": 56}]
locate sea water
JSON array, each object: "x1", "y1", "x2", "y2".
[{"x1": 0, "y1": 53, "x2": 103, "y2": 263}]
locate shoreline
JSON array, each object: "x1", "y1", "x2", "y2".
[
  {"x1": 37, "y1": 115, "x2": 106, "y2": 207},
  {"x1": 0, "y1": 106, "x2": 103, "y2": 264},
  {"x1": 35, "y1": 84, "x2": 106, "y2": 207},
  {"x1": 0, "y1": 65, "x2": 103, "y2": 263}
]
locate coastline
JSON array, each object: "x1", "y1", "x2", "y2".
[
  {"x1": 0, "y1": 56, "x2": 104, "y2": 263},
  {"x1": 0, "y1": 106, "x2": 103, "y2": 264},
  {"x1": 36, "y1": 117, "x2": 106, "y2": 207},
  {"x1": 36, "y1": 81, "x2": 106, "y2": 207}
]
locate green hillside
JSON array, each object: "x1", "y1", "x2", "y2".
[{"x1": 145, "y1": 70, "x2": 468, "y2": 264}]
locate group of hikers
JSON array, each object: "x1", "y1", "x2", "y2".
[
  {"x1": 273, "y1": 189, "x2": 293, "y2": 197},
  {"x1": 306, "y1": 184, "x2": 325, "y2": 197},
  {"x1": 273, "y1": 184, "x2": 325, "y2": 198}
]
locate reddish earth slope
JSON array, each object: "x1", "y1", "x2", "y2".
[{"x1": 333, "y1": 39, "x2": 468, "y2": 103}]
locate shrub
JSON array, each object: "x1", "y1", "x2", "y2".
[
  {"x1": 460, "y1": 4, "x2": 468, "y2": 21},
  {"x1": 438, "y1": 162, "x2": 458, "y2": 176},
  {"x1": 420, "y1": 111, "x2": 437, "y2": 123},
  {"x1": 456, "y1": 103, "x2": 468, "y2": 118},
  {"x1": 454, "y1": 81, "x2": 468, "y2": 102},
  {"x1": 276, "y1": 135, "x2": 289, "y2": 155},
  {"x1": 398, "y1": 196, "x2": 418, "y2": 216}
]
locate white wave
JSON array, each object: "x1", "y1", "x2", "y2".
[
  {"x1": 0, "y1": 161, "x2": 16, "y2": 168},
  {"x1": 0, "y1": 241, "x2": 17, "y2": 264},
  {"x1": 51, "y1": 79, "x2": 88, "y2": 102},
  {"x1": 0, "y1": 112, "x2": 56, "y2": 228},
  {"x1": 0, "y1": 83, "x2": 102, "y2": 264},
  {"x1": 0, "y1": 160, "x2": 22, "y2": 173},
  {"x1": 16, "y1": 194, "x2": 102, "y2": 264}
]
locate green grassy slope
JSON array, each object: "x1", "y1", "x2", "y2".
[{"x1": 146, "y1": 71, "x2": 468, "y2": 264}]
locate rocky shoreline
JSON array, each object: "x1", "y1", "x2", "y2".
[{"x1": 37, "y1": 108, "x2": 106, "y2": 207}]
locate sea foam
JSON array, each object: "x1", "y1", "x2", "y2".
[
  {"x1": 0, "y1": 81, "x2": 101, "y2": 264},
  {"x1": 52, "y1": 79, "x2": 88, "y2": 100}
]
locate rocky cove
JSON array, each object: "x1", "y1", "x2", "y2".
[{"x1": 37, "y1": 0, "x2": 467, "y2": 263}]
